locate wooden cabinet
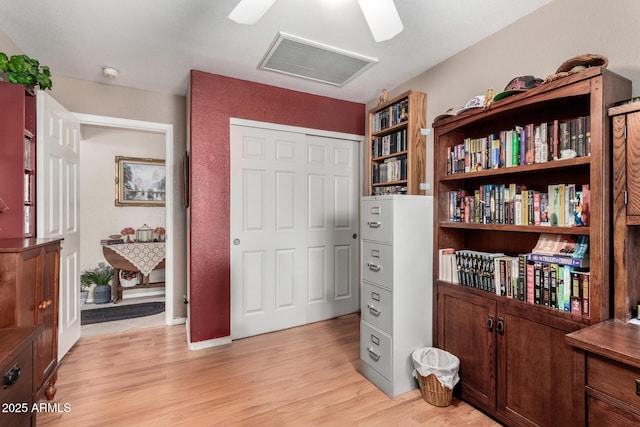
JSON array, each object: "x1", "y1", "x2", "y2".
[
  {"x1": 433, "y1": 67, "x2": 631, "y2": 425},
  {"x1": 359, "y1": 195, "x2": 433, "y2": 397},
  {"x1": 566, "y1": 321, "x2": 640, "y2": 426},
  {"x1": 610, "y1": 100, "x2": 640, "y2": 320},
  {"x1": 0, "y1": 238, "x2": 62, "y2": 401},
  {"x1": 0, "y1": 82, "x2": 37, "y2": 238},
  {"x1": 0, "y1": 326, "x2": 42, "y2": 427},
  {"x1": 366, "y1": 90, "x2": 426, "y2": 195}
]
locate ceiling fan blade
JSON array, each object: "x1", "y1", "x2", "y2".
[
  {"x1": 228, "y1": 0, "x2": 277, "y2": 25},
  {"x1": 357, "y1": 0, "x2": 403, "y2": 42}
]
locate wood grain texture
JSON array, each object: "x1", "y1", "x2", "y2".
[{"x1": 37, "y1": 315, "x2": 500, "y2": 427}]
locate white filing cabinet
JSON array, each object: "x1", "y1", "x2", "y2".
[{"x1": 359, "y1": 195, "x2": 433, "y2": 397}]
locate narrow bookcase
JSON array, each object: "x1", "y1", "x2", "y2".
[
  {"x1": 366, "y1": 90, "x2": 426, "y2": 195},
  {"x1": 432, "y1": 67, "x2": 631, "y2": 426}
]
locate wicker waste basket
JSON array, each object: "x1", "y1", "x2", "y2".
[{"x1": 412, "y1": 347, "x2": 460, "y2": 407}]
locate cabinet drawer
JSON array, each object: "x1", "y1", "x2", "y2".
[
  {"x1": 587, "y1": 354, "x2": 640, "y2": 410},
  {"x1": 362, "y1": 282, "x2": 392, "y2": 334},
  {"x1": 361, "y1": 322, "x2": 392, "y2": 380},
  {"x1": 0, "y1": 343, "x2": 33, "y2": 427},
  {"x1": 361, "y1": 199, "x2": 393, "y2": 243},
  {"x1": 362, "y1": 241, "x2": 393, "y2": 289},
  {"x1": 588, "y1": 395, "x2": 640, "y2": 426}
]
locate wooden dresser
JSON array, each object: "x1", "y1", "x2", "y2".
[
  {"x1": 566, "y1": 320, "x2": 640, "y2": 425},
  {"x1": 0, "y1": 238, "x2": 62, "y2": 401},
  {"x1": 0, "y1": 325, "x2": 42, "y2": 427}
]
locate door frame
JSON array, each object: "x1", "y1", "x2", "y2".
[{"x1": 73, "y1": 113, "x2": 177, "y2": 325}]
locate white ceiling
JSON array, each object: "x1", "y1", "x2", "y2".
[{"x1": 0, "y1": 0, "x2": 551, "y2": 103}]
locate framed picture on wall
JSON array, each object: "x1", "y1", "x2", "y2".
[{"x1": 115, "y1": 156, "x2": 166, "y2": 207}]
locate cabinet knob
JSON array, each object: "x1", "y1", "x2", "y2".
[
  {"x1": 486, "y1": 315, "x2": 494, "y2": 331},
  {"x1": 3, "y1": 363, "x2": 21, "y2": 387},
  {"x1": 496, "y1": 317, "x2": 505, "y2": 335}
]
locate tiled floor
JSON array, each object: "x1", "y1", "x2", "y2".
[{"x1": 80, "y1": 295, "x2": 166, "y2": 338}]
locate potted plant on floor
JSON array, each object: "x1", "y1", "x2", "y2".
[
  {"x1": 80, "y1": 262, "x2": 114, "y2": 304},
  {"x1": 80, "y1": 274, "x2": 91, "y2": 305}
]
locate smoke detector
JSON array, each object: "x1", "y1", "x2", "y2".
[{"x1": 102, "y1": 66, "x2": 119, "y2": 79}]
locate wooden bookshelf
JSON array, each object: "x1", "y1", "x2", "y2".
[
  {"x1": 432, "y1": 67, "x2": 631, "y2": 426},
  {"x1": 366, "y1": 90, "x2": 426, "y2": 195}
]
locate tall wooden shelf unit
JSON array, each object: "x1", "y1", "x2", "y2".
[
  {"x1": 0, "y1": 81, "x2": 36, "y2": 238},
  {"x1": 432, "y1": 67, "x2": 631, "y2": 426},
  {"x1": 367, "y1": 90, "x2": 426, "y2": 195}
]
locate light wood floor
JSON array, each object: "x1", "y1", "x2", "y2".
[{"x1": 38, "y1": 313, "x2": 501, "y2": 426}]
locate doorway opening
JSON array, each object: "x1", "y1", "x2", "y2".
[{"x1": 74, "y1": 114, "x2": 175, "y2": 337}]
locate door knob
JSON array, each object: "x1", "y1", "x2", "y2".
[{"x1": 233, "y1": 238, "x2": 240, "y2": 245}]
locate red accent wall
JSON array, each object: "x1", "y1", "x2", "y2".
[{"x1": 188, "y1": 70, "x2": 365, "y2": 343}]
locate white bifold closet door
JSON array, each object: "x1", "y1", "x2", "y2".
[{"x1": 230, "y1": 122, "x2": 360, "y2": 339}]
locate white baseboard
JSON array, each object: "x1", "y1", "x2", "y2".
[{"x1": 187, "y1": 334, "x2": 232, "y2": 351}]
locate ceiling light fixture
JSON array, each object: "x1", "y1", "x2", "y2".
[
  {"x1": 102, "y1": 66, "x2": 119, "y2": 79},
  {"x1": 228, "y1": 0, "x2": 403, "y2": 42}
]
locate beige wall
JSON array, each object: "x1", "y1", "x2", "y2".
[{"x1": 367, "y1": 0, "x2": 640, "y2": 195}]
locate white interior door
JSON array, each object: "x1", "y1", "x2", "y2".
[
  {"x1": 230, "y1": 123, "x2": 359, "y2": 339},
  {"x1": 37, "y1": 92, "x2": 81, "y2": 360}
]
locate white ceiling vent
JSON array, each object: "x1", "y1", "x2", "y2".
[{"x1": 258, "y1": 32, "x2": 378, "y2": 86}]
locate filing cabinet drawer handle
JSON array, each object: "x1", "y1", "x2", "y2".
[
  {"x1": 367, "y1": 304, "x2": 381, "y2": 316},
  {"x1": 367, "y1": 221, "x2": 381, "y2": 228},
  {"x1": 367, "y1": 347, "x2": 381, "y2": 361},
  {"x1": 367, "y1": 263, "x2": 381, "y2": 272}
]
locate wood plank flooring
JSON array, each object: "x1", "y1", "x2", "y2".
[{"x1": 38, "y1": 313, "x2": 501, "y2": 426}]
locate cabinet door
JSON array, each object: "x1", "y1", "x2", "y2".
[
  {"x1": 438, "y1": 284, "x2": 496, "y2": 410},
  {"x1": 626, "y1": 111, "x2": 640, "y2": 218},
  {"x1": 497, "y1": 302, "x2": 582, "y2": 426},
  {"x1": 36, "y1": 244, "x2": 59, "y2": 389}
]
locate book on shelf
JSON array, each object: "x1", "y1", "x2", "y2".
[{"x1": 531, "y1": 233, "x2": 589, "y2": 258}]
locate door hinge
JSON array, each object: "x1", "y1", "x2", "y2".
[
  {"x1": 624, "y1": 125, "x2": 628, "y2": 141},
  {"x1": 625, "y1": 190, "x2": 628, "y2": 205}
]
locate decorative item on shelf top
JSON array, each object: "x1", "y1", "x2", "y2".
[
  {"x1": 120, "y1": 227, "x2": 136, "y2": 243},
  {"x1": 136, "y1": 224, "x2": 153, "y2": 243},
  {"x1": 0, "y1": 52, "x2": 52, "y2": 91},
  {"x1": 544, "y1": 53, "x2": 608, "y2": 83},
  {"x1": 154, "y1": 226, "x2": 166, "y2": 242}
]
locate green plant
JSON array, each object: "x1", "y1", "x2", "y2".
[
  {"x1": 80, "y1": 262, "x2": 114, "y2": 290},
  {"x1": 0, "y1": 52, "x2": 52, "y2": 90}
]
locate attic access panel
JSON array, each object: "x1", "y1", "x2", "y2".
[{"x1": 258, "y1": 32, "x2": 378, "y2": 86}]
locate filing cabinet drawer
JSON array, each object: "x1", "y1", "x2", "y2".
[
  {"x1": 361, "y1": 199, "x2": 393, "y2": 243},
  {"x1": 361, "y1": 322, "x2": 392, "y2": 380},
  {"x1": 362, "y1": 281, "x2": 392, "y2": 334},
  {"x1": 586, "y1": 353, "x2": 640, "y2": 410},
  {"x1": 362, "y1": 241, "x2": 393, "y2": 289}
]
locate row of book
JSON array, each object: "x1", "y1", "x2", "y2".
[
  {"x1": 438, "y1": 248, "x2": 590, "y2": 316},
  {"x1": 372, "y1": 98, "x2": 409, "y2": 132},
  {"x1": 371, "y1": 185, "x2": 407, "y2": 195},
  {"x1": 448, "y1": 183, "x2": 590, "y2": 227},
  {"x1": 446, "y1": 116, "x2": 591, "y2": 175},
  {"x1": 371, "y1": 128, "x2": 408, "y2": 158},
  {"x1": 372, "y1": 155, "x2": 407, "y2": 184}
]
